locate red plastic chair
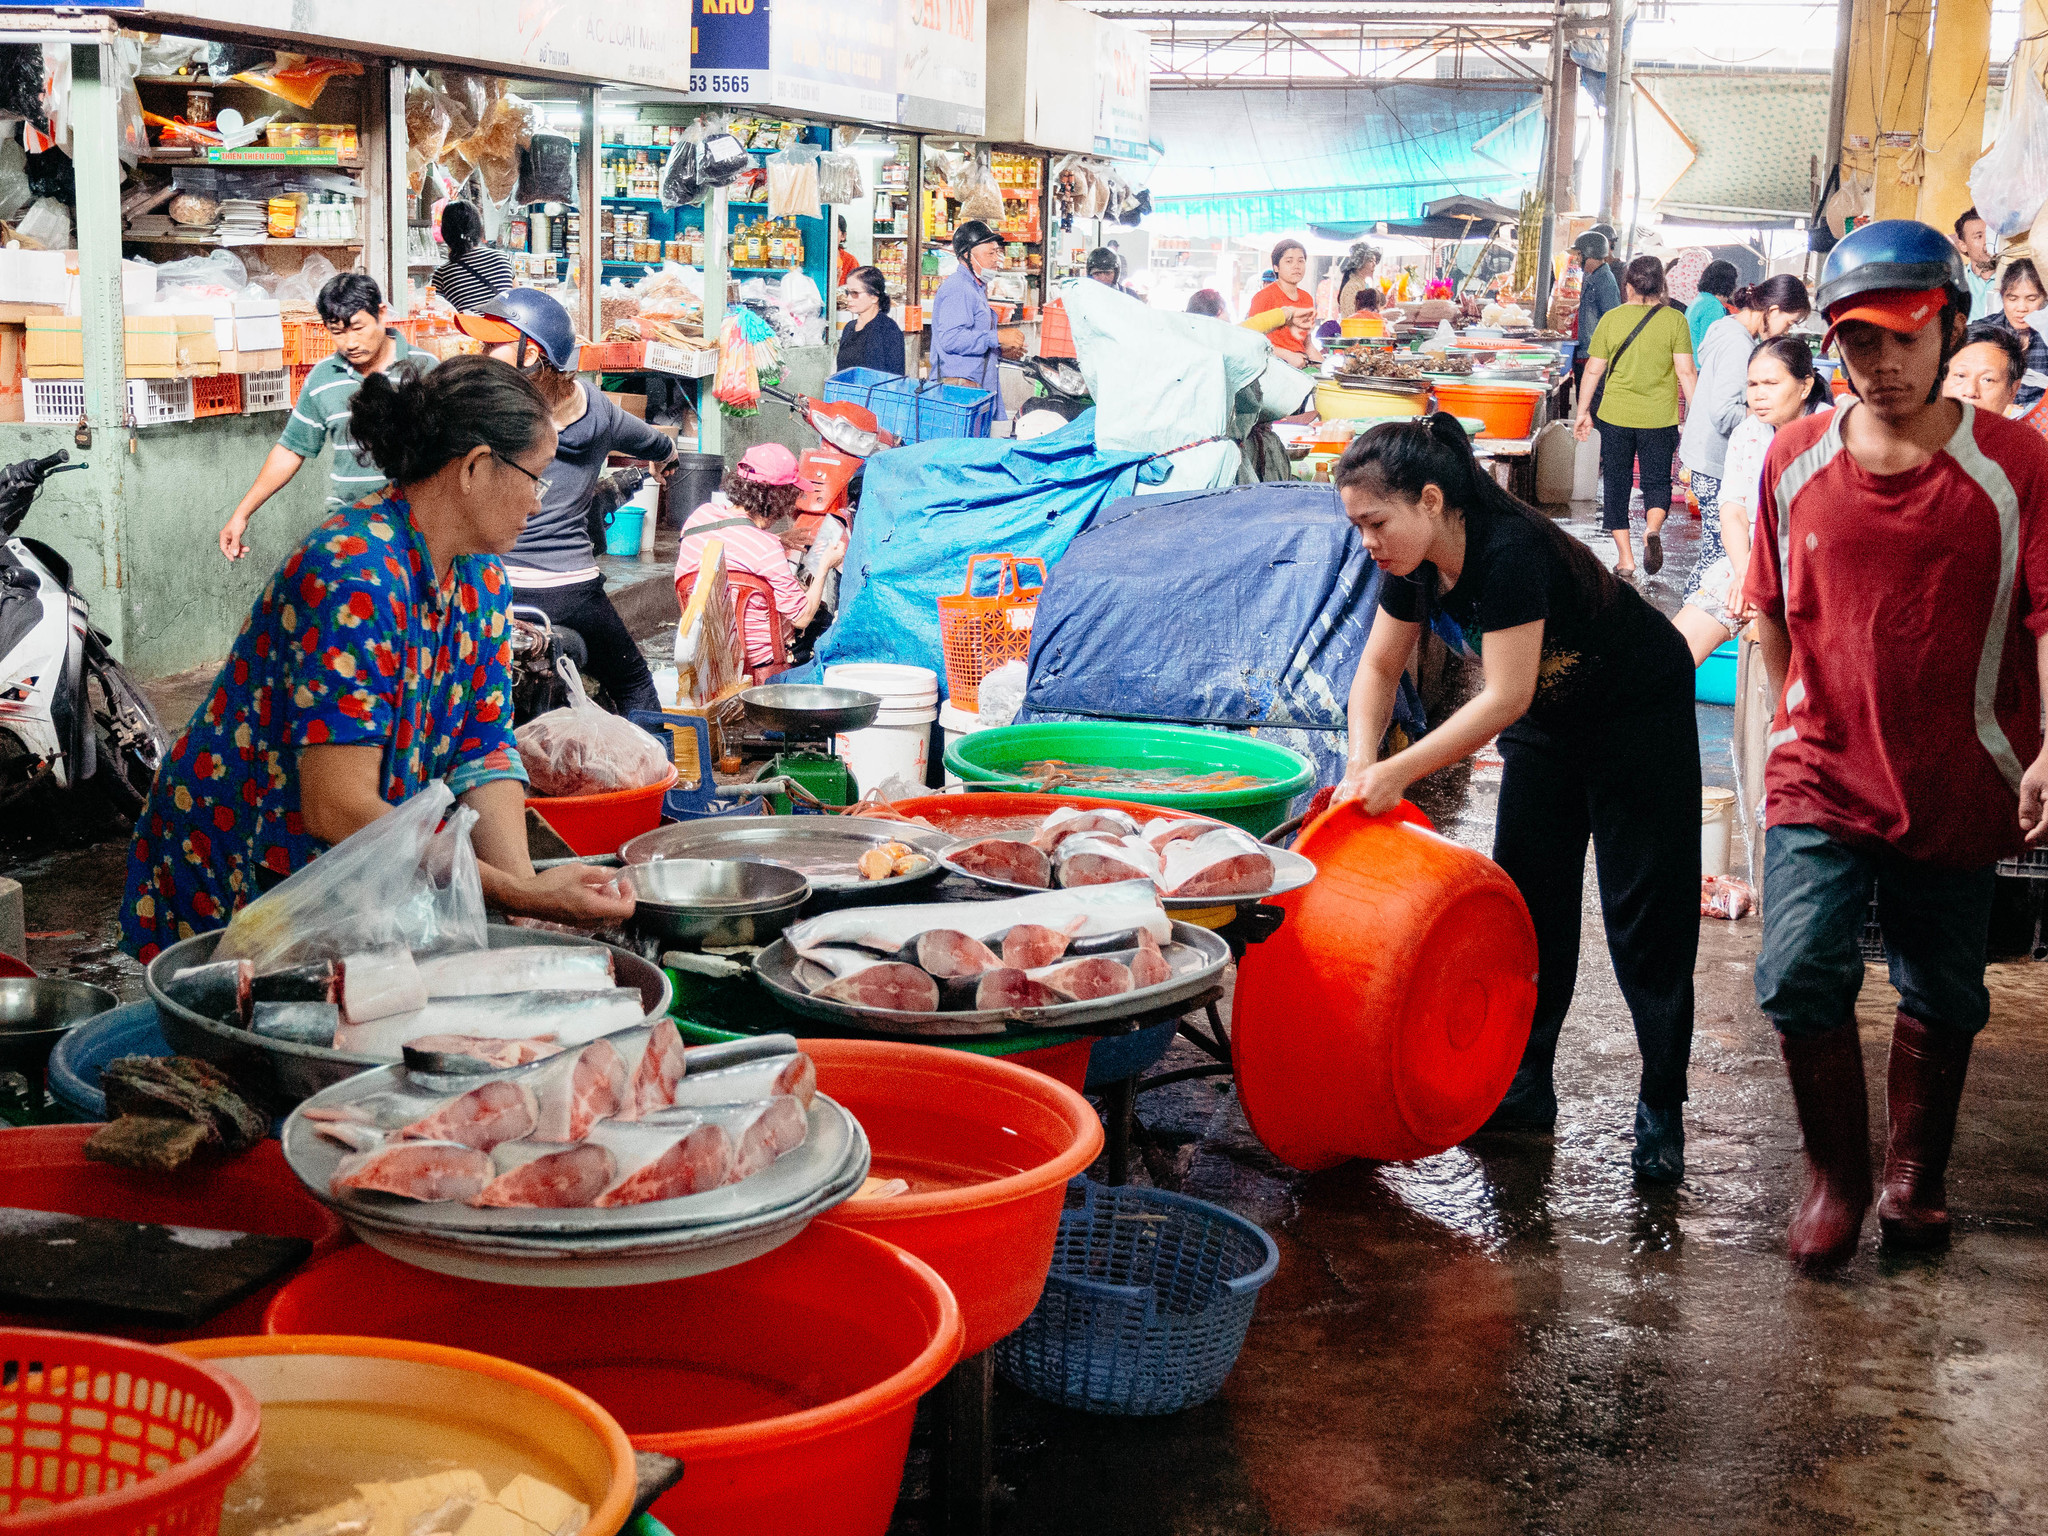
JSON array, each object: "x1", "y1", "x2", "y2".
[{"x1": 675, "y1": 568, "x2": 792, "y2": 684}]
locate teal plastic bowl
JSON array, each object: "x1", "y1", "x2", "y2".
[
  {"x1": 1697, "y1": 639, "x2": 1738, "y2": 706},
  {"x1": 942, "y1": 721, "x2": 1315, "y2": 836}
]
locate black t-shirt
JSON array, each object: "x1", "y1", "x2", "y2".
[
  {"x1": 837, "y1": 313, "x2": 906, "y2": 376},
  {"x1": 1377, "y1": 509, "x2": 1682, "y2": 730}
]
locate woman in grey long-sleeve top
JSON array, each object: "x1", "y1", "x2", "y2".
[{"x1": 1673, "y1": 274, "x2": 1810, "y2": 664}]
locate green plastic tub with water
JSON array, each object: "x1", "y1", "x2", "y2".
[{"x1": 942, "y1": 721, "x2": 1316, "y2": 836}]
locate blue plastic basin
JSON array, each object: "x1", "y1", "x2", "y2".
[{"x1": 1696, "y1": 639, "x2": 1738, "y2": 706}]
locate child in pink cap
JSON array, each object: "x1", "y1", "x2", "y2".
[{"x1": 674, "y1": 443, "x2": 844, "y2": 674}]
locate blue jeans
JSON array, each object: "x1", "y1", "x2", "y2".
[{"x1": 1755, "y1": 825, "x2": 1997, "y2": 1038}]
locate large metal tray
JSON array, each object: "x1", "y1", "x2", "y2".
[
  {"x1": 619, "y1": 816, "x2": 953, "y2": 896},
  {"x1": 146, "y1": 926, "x2": 672, "y2": 1110},
  {"x1": 281, "y1": 1070, "x2": 863, "y2": 1237},
  {"x1": 936, "y1": 833, "x2": 1317, "y2": 912},
  {"x1": 752, "y1": 920, "x2": 1231, "y2": 1038}
]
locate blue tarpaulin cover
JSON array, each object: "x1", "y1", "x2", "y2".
[
  {"x1": 1021, "y1": 481, "x2": 1430, "y2": 789},
  {"x1": 810, "y1": 410, "x2": 1152, "y2": 688}
]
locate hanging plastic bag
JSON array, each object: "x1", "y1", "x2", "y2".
[
  {"x1": 425, "y1": 70, "x2": 487, "y2": 141},
  {"x1": 515, "y1": 657, "x2": 671, "y2": 797},
  {"x1": 404, "y1": 84, "x2": 450, "y2": 198},
  {"x1": 456, "y1": 91, "x2": 532, "y2": 203},
  {"x1": 1969, "y1": 60, "x2": 2048, "y2": 237},
  {"x1": 213, "y1": 783, "x2": 477, "y2": 970},
  {"x1": 391, "y1": 804, "x2": 489, "y2": 957},
  {"x1": 0, "y1": 137, "x2": 31, "y2": 224},
  {"x1": 713, "y1": 310, "x2": 762, "y2": 415},
  {"x1": 779, "y1": 270, "x2": 825, "y2": 348},
  {"x1": 701, "y1": 128, "x2": 751, "y2": 185},
  {"x1": 660, "y1": 131, "x2": 704, "y2": 209},
  {"x1": 817, "y1": 151, "x2": 863, "y2": 205},
  {"x1": 766, "y1": 142, "x2": 822, "y2": 219},
  {"x1": 956, "y1": 149, "x2": 1003, "y2": 226},
  {"x1": 232, "y1": 52, "x2": 363, "y2": 110},
  {"x1": 517, "y1": 132, "x2": 574, "y2": 205}
]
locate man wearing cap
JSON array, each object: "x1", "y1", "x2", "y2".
[
  {"x1": 930, "y1": 220, "x2": 1021, "y2": 420},
  {"x1": 1571, "y1": 232, "x2": 1620, "y2": 402},
  {"x1": 1744, "y1": 219, "x2": 2048, "y2": 1273},
  {"x1": 458, "y1": 289, "x2": 678, "y2": 717},
  {"x1": 673, "y1": 443, "x2": 843, "y2": 677}
]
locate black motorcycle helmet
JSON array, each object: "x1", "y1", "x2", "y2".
[
  {"x1": 952, "y1": 220, "x2": 1002, "y2": 264},
  {"x1": 1085, "y1": 247, "x2": 1121, "y2": 279}
]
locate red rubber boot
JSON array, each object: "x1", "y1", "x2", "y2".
[
  {"x1": 1877, "y1": 1010, "x2": 1974, "y2": 1251},
  {"x1": 1778, "y1": 1021, "x2": 1873, "y2": 1271}
]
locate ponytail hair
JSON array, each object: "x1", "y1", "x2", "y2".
[
  {"x1": 441, "y1": 200, "x2": 484, "y2": 264},
  {"x1": 1335, "y1": 412, "x2": 1619, "y2": 614},
  {"x1": 349, "y1": 355, "x2": 550, "y2": 487},
  {"x1": 1728, "y1": 273, "x2": 1811, "y2": 318},
  {"x1": 1749, "y1": 335, "x2": 1831, "y2": 412}
]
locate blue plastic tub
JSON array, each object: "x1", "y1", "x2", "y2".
[
  {"x1": 824, "y1": 367, "x2": 995, "y2": 443},
  {"x1": 47, "y1": 1000, "x2": 169, "y2": 1121},
  {"x1": 994, "y1": 1178, "x2": 1279, "y2": 1416},
  {"x1": 603, "y1": 505, "x2": 646, "y2": 557},
  {"x1": 1697, "y1": 639, "x2": 1738, "y2": 705}
]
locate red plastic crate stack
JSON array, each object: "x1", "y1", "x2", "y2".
[
  {"x1": 287, "y1": 363, "x2": 317, "y2": 405},
  {"x1": 191, "y1": 372, "x2": 243, "y2": 418}
]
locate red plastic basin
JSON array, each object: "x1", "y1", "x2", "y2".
[
  {"x1": 0, "y1": 1125, "x2": 351, "y2": 1343},
  {"x1": 527, "y1": 762, "x2": 679, "y2": 857},
  {"x1": 1231, "y1": 802, "x2": 1539, "y2": 1168},
  {"x1": 887, "y1": 790, "x2": 1192, "y2": 839},
  {"x1": 808, "y1": 1039, "x2": 1105, "y2": 1356},
  {"x1": 263, "y1": 1224, "x2": 961, "y2": 1536}
]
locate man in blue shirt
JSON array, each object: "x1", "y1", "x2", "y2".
[
  {"x1": 1571, "y1": 231, "x2": 1621, "y2": 400},
  {"x1": 929, "y1": 219, "x2": 1018, "y2": 419}
]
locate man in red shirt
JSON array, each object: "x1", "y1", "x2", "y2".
[{"x1": 1746, "y1": 220, "x2": 2048, "y2": 1273}]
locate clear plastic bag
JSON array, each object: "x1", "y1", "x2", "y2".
[
  {"x1": 154, "y1": 248, "x2": 249, "y2": 300},
  {"x1": 515, "y1": 658, "x2": 671, "y2": 797},
  {"x1": 766, "y1": 143, "x2": 822, "y2": 219},
  {"x1": 213, "y1": 783, "x2": 484, "y2": 970},
  {"x1": 231, "y1": 53, "x2": 362, "y2": 110},
  {"x1": 271, "y1": 252, "x2": 338, "y2": 309},
  {"x1": 817, "y1": 151, "x2": 863, "y2": 205},
  {"x1": 779, "y1": 270, "x2": 824, "y2": 347},
  {"x1": 0, "y1": 137, "x2": 33, "y2": 224},
  {"x1": 701, "y1": 130, "x2": 751, "y2": 185},
  {"x1": 1970, "y1": 60, "x2": 2048, "y2": 237},
  {"x1": 404, "y1": 84, "x2": 450, "y2": 198},
  {"x1": 956, "y1": 149, "x2": 1004, "y2": 226},
  {"x1": 12, "y1": 196, "x2": 68, "y2": 251}
]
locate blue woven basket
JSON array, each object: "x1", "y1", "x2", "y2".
[{"x1": 994, "y1": 1178, "x2": 1278, "y2": 1416}]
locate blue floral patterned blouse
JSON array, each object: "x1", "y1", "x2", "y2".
[{"x1": 121, "y1": 494, "x2": 526, "y2": 961}]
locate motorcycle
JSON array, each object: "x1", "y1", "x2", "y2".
[
  {"x1": 759, "y1": 383, "x2": 896, "y2": 550},
  {"x1": 1014, "y1": 354, "x2": 1093, "y2": 438},
  {"x1": 507, "y1": 604, "x2": 604, "y2": 726},
  {"x1": 0, "y1": 451, "x2": 167, "y2": 816}
]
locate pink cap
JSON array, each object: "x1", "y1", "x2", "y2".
[{"x1": 737, "y1": 443, "x2": 800, "y2": 485}]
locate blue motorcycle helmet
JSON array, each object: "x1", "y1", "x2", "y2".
[
  {"x1": 1815, "y1": 220, "x2": 1970, "y2": 398},
  {"x1": 454, "y1": 287, "x2": 581, "y2": 372}
]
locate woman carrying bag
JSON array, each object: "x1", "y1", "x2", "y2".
[{"x1": 1574, "y1": 255, "x2": 1698, "y2": 578}]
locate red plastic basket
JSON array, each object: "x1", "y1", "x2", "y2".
[
  {"x1": 936, "y1": 553, "x2": 1046, "y2": 713},
  {"x1": 0, "y1": 1326, "x2": 260, "y2": 1534},
  {"x1": 280, "y1": 320, "x2": 336, "y2": 367},
  {"x1": 1038, "y1": 300, "x2": 1075, "y2": 359},
  {"x1": 286, "y1": 363, "x2": 316, "y2": 406},
  {"x1": 189, "y1": 373, "x2": 242, "y2": 419}
]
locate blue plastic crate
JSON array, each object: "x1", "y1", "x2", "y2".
[
  {"x1": 824, "y1": 367, "x2": 995, "y2": 443},
  {"x1": 994, "y1": 1178, "x2": 1278, "y2": 1416}
]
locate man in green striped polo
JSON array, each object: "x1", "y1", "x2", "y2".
[{"x1": 216, "y1": 273, "x2": 435, "y2": 560}]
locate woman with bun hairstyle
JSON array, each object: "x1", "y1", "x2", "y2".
[
  {"x1": 119, "y1": 355, "x2": 635, "y2": 960},
  {"x1": 1332, "y1": 412, "x2": 1701, "y2": 1181},
  {"x1": 1673, "y1": 274, "x2": 1811, "y2": 662}
]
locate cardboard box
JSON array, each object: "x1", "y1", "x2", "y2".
[
  {"x1": 0, "y1": 324, "x2": 22, "y2": 422},
  {"x1": 233, "y1": 299, "x2": 284, "y2": 353},
  {"x1": 218, "y1": 347, "x2": 283, "y2": 374},
  {"x1": 606, "y1": 390, "x2": 649, "y2": 420},
  {"x1": 126, "y1": 314, "x2": 219, "y2": 373},
  {"x1": 63, "y1": 258, "x2": 157, "y2": 315},
  {"x1": 24, "y1": 314, "x2": 80, "y2": 371}
]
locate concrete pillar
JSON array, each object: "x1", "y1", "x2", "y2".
[
  {"x1": 1554, "y1": 59, "x2": 1579, "y2": 215},
  {"x1": 1841, "y1": 0, "x2": 1881, "y2": 186},
  {"x1": 1917, "y1": 0, "x2": 1992, "y2": 232},
  {"x1": 1872, "y1": 0, "x2": 1933, "y2": 223},
  {"x1": 1603, "y1": 0, "x2": 1630, "y2": 229},
  {"x1": 578, "y1": 88, "x2": 600, "y2": 345},
  {"x1": 71, "y1": 42, "x2": 128, "y2": 658},
  {"x1": 701, "y1": 184, "x2": 728, "y2": 460}
]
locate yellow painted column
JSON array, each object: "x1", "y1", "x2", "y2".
[
  {"x1": 1841, "y1": 0, "x2": 1881, "y2": 182},
  {"x1": 1917, "y1": 0, "x2": 1992, "y2": 231},
  {"x1": 1874, "y1": 0, "x2": 1933, "y2": 222}
]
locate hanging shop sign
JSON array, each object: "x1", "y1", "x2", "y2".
[
  {"x1": 128, "y1": 0, "x2": 686, "y2": 87},
  {"x1": 898, "y1": 0, "x2": 986, "y2": 136},
  {"x1": 1093, "y1": 16, "x2": 1149, "y2": 160},
  {"x1": 688, "y1": 0, "x2": 985, "y2": 129},
  {"x1": 986, "y1": 0, "x2": 1146, "y2": 158},
  {"x1": 771, "y1": 0, "x2": 897, "y2": 124},
  {"x1": 690, "y1": 0, "x2": 771, "y2": 101}
]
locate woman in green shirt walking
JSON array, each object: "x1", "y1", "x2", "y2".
[{"x1": 1572, "y1": 255, "x2": 1698, "y2": 577}]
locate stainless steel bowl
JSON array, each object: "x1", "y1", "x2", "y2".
[
  {"x1": 621, "y1": 858, "x2": 812, "y2": 950},
  {"x1": 0, "y1": 977, "x2": 121, "y2": 1082}
]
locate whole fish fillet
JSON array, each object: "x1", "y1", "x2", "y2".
[
  {"x1": 416, "y1": 945, "x2": 615, "y2": 998},
  {"x1": 470, "y1": 1142, "x2": 619, "y2": 1208},
  {"x1": 587, "y1": 1117, "x2": 737, "y2": 1206},
  {"x1": 787, "y1": 881, "x2": 1169, "y2": 954},
  {"x1": 915, "y1": 930, "x2": 1005, "y2": 979},
  {"x1": 1055, "y1": 833, "x2": 1162, "y2": 888},
  {"x1": 948, "y1": 837, "x2": 1052, "y2": 888},
  {"x1": 340, "y1": 943, "x2": 428, "y2": 1025},
  {"x1": 666, "y1": 1052, "x2": 817, "y2": 1110},
  {"x1": 330, "y1": 987, "x2": 644, "y2": 1058},
  {"x1": 394, "y1": 1079, "x2": 538, "y2": 1150},
  {"x1": 332, "y1": 1140, "x2": 491, "y2": 1202},
  {"x1": 1030, "y1": 807, "x2": 1140, "y2": 852},
  {"x1": 1158, "y1": 829, "x2": 1276, "y2": 898}
]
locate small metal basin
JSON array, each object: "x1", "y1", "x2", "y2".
[
  {"x1": 739, "y1": 685, "x2": 882, "y2": 739},
  {"x1": 0, "y1": 977, "x2": 120, "y2": 1082},
  {"x1": 621, "y1": 858, "x2": 812, "y2": 950}
]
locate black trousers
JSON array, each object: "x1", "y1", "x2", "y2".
[
  {"x1": 1596, "y1": 420, "x2": 1678, "y2": 532},
  {"x1": 1491, "y1": 681, "x2": 1701, "y2": 1110},
  {"x1": 513, "y1": 577, "x2": 660, "y2": 717}
]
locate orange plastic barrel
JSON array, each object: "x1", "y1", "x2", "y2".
[
  {"x1": 0, "y1": 1125, "x2": 351, "y2": 1343},
  {"x1": 526, "y1": 763, "x2": 679, "y2": 857},
  {"x1": 1231, "y1": 802, "x2": 1538, "y2": 1168},
  {"x1": 264, "y1": 1224, "x2": 961, "y2": 1536},
  {"x1": 806, "y1": 1039, "x2": 1105, "y2": 1355}
]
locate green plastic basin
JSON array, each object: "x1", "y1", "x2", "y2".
[{"x1": 942, "y1": 721, "x2": 1315, "y2": 836}]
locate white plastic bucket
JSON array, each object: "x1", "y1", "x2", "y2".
[
  {"x1": 938, "y1": 702, "x2": 981, "y2": 788},
  {"x1": 1701, "y1": 787, "x2": 1736, "y2": 878},
  {"x1": 826, "y1": 663, "x2": 938, "y2": 797}
]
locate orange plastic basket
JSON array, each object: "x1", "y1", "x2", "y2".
[
  {"x1": 281, "y1": 320, "x2": 337, "y2": 367},
  {"x1": 189, "y1": 373, "x2": 242, "y2": 418},
  {"x1": 1039, "y1": 300, "x2": 1075, "y2": 359},
  {"x1": 0, "y1": 1326, "x2": 260, "y2": 1534},
  {"x1": 286, "y1": 363, "x2": 316, "y2": 406},
  {"x1": 936, "y1": 553, "x2": 1047, "y2": 713}
]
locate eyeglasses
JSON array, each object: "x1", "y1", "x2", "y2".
[{"x1": 493, "y1": 452, "x2": 552, "y2": 501}]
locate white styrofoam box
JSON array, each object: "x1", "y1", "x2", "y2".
[
  {"x1": 63, "y1": 258, "x2": 157, "y2": 315},
  {"x1": 233, "y1": 299, "x2": 283, "y2": 353},
  {"x1": 1, "y1": 249, "x2": 70, "y2": 306}
]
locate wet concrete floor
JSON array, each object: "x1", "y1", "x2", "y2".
[{"x1": 7, "y1": 501, "x2": 2046, "y2": 1535}]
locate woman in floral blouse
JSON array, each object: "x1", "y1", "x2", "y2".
[{"x1": 122, "y1": 355, "x2": 634, "y2": 960}]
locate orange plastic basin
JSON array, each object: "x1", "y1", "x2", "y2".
[
  {"x1": 527, "y1": 762, "x2": 679, "y2": 857},
  {"x1": 806, "y1": 1039, "x2": 1105, "y2": 1355},
  {"x1": 1431, "y1": 382, "x2": 1542, "y2": 440},
  {"x1": 0, "y1": 1125, "x2": 351, "y2": 1343},
  {"x1": 1231, "y1": 802, "x2": 1538, "y2": 1168},
  {"x1": 263, "y1": 1225, "x2": 961, "y2": 1535}
]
